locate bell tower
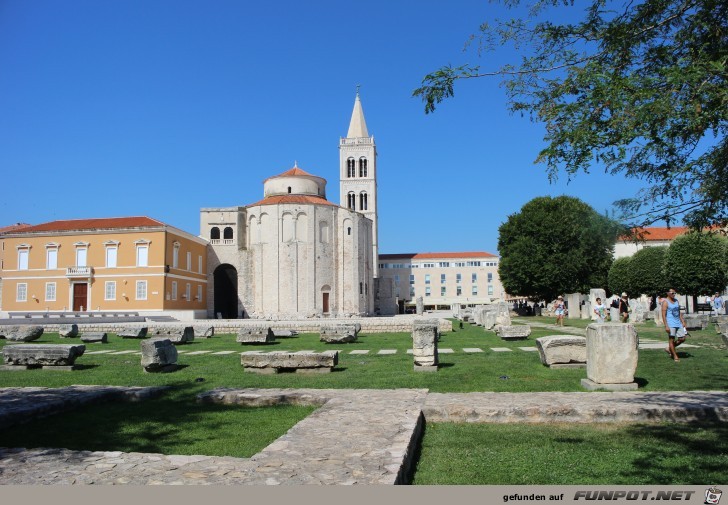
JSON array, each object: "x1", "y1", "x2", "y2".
[{"x1": 339, "y1": 91, "x2": 378, "y2": 276}]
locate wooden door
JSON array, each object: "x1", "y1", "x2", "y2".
[
  {"x1": 73, "y1": 283, "x2": 87, "y2": 311},
  {"x1": 322, "y1": 292, "x2": 330, "y2": 314}
]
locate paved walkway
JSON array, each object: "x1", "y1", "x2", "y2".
[{"x1": 1, "y1": 386, "x2": 727, "y2": 485}]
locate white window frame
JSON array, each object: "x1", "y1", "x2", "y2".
[
  {"x1": 46, "y1": 246, "x2": 58, "y2": 270},
  {"x1": 198, "y1": 255, "x2": 203, "y2": 274},
  {"x1": 171, "y1": 281, "x2": 178, "y2": 300},
  {"x1": 185, "y1": 283, "x2": 191, "y2": 302},
  {"x1": 45, "y1": 282, "x2": 56, "y2": 301},
  {"x1": 136, "y1": 244, "x2": 149, "y2": 267},
  {"x1": 17, "y1": 283, "x2": 27, "y2": 302},
  {"x1": 105, "y1": 246, "x2": 118, "y2": 268},
  {"x1": 136, "y1": 280, "x2": 147, "y2": 300},
  {"x1": 488, "y1": 285, "x2": 494, "y2": 296},
  {"x1": 186, "y1": 252, "x2": 191, "y2": 271},
  {"x1": 75, "y1": 247, "x2": 87, "y2": 267},
  {"x1": 105, "y1": 281, "x2": 116, "y2": 301},
  {"x1": 17, "y1": 249, "x2": 29, "y2": 271},
  {"x1": 172, "y1": 242, "x2": 180, "y2": 268},
  {"x1": 197, "y1": 284, "x2": 202, "y2": 302}
]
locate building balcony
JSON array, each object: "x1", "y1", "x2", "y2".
[
  {"x1": 66, "y1": 266, "x2": 93, "y2": 278},
  {"x1": 210, "y1": 239, "x2": 234, "y2": 245}
]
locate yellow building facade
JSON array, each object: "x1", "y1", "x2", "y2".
[{"x1": 0, "y1": 217, "x2": 208, "y2": 318}]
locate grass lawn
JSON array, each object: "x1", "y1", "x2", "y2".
[
  {"x1": 1, "y1": 319, "x2": 726, "y2": 481},
  {"x1": 1, "y1": 320, "x2": 726, "y2": 393},
  {"x1": 413, "y1": 421, "x2": 728, "y2": 485}
]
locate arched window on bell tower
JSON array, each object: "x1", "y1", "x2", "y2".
[
  {"x1": 359, "y1": 157, "x2": 367, "y2": 177},
  {"x1": 347, "y1": 192, "x2": 356, "y2": 210},
  {"x1": 359, "y1": 192, "x2": 368, "y2": 211},
  {"x1": 347, "y1": 158, "x2": 356, "y2": 178}
]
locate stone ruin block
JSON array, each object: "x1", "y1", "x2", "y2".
[
  {"x1": 416, "y1": 296, "x2": 424, "y2": 315},
  {"x1": 117, "y1": 326, "x2": 149, "y2": 339},
  {"x1": 0, "y1": 325, "x2": 44, "y2": 342},
  {"x1": 496, "y1": 325, "x2": 531, "y2": 340},
  {"x1": 272, "y1": 329, "x2": 299, "y2": 338},
  {"x1": 58, "y1": 324, "x2": 79, "y2": 338},
  {"x1": 141, "y1": 338, "x2": 178, "y2": 373},
  {"x1": 319, "y1": 324, "x2": 358, "y2": 343},
  {"x1": 193, "y1": 324, "x2": 215, "y2": 338},
  {"x1": 495, "y1": 303, "x2": 512, "y2": 326},
  {"x1": 2, "y1": 344, "x2": 85, "y2": 369},
  {"x1": 236, "y1": 326, "x2": 275, "y2": 344},
  {"x1": 483, "y1": 311, "x2": 498, "y2": 330},
  {"x1": 80, "y1": 332, "x2": 108, "y2": 343},
  {"x1": 716, "y1": 321, "x2": 728, "y2": 336},
  {"x1": 150, "y1": 326, "x2": 194, "y2": 344},
  {"x1": 683, "y1": 314, "x2": 708, "y2": 331},
  {"x1": 412, "y1": 321, "x2": 438, "y2": 371},
  {"x1": 535, "y1": 335, "x2": 587, "y2": 367},
  {"x1": 582, "y1": 323, "x2": 638, "y2": 391},
  {"x1": 240, "y1": 350, "x2": 338, "y2": 374}
]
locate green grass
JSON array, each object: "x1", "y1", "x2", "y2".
[
  {"x1": 1, "y1": 321, "x2": 726, "y2": 468},
  {"x1": 1, "y1": 320, "x2": 726, "y2": 393},
  {"x1": 413, "y1": 421, "x2": 728, "y2": 485},
  {"x1": 0, "y1": 387, "x2": 314, "y2": 457}
]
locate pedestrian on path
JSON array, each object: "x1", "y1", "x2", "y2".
[
  {"x1": 619, "y1": 292, "x2": 630, "y2": 323},
  {"x1": 712, "y1": 292, "x2": 724, "y2": 316},
  {"x1": 662, "y1": 288, "x2": 688, "y2": 362},
  {"x1": 593, "y1": 297, "x2": 607, "y2": 323},
  {"x1": 554, "y1": 296, "x2": 565, "y2": 326}
]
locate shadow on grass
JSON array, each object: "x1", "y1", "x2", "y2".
[
  {"x1": 0, "y1": 382, "x2": 315, "y2": 458},
  {"x1": 618, "y1": 421, "x2": 728, "y2": 484}
]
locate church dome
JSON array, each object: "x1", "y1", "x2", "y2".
[{"x1": 263, "y1": 164, "x2": 327, "y2": 199}]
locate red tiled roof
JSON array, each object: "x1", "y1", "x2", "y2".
[
  {"x1": 263, "y1": 166, "x2": 327, "y2": 183},
  {"x1": 9, "y1": 216, "x2": 166, "y2": 233},
  {"x1": 621, "y1": 226, "x2": 689, "y2": 241},
  {"x1": 379, "y1": 252, "x2": 498, "y2": 260},
  {"x1": 0, "y1": 223, "x2": 32, "y2": 234},
  {"x1": 247, "y1": 195, "x2": 338, "y2": 207}
]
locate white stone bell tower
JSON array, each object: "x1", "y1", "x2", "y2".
[{"x1": 339, "y1": 91, "x2": 378, "y2": 277}]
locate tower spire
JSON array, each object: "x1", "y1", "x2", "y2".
[{"x1": 347, "y1": 91, "x2": 369, "y2": 138}]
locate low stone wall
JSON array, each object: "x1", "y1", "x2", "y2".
[{"x1": 25, "y1": 316, "x2": 452, "y2": 336}]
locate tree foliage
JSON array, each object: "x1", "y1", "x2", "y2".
[
  {"x1": 413, "y1": 0, "x2": 728, "y2": 229},
  {"x1": 608, "y1": 256, "x2": 633, "y2": 296},
  {"x1": 627, "y1": 246, "x2": 669, "y2": 296},
  {"x1": 497, "y1": 195, "x2": 621, "y2": 301},
  {"x1": 663, "y1": 232, "x2": 728, "y2": 294}
]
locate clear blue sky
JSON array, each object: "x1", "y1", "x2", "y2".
[{"x1": 0, "y1": 0, "x2": 648, "y2": 255}]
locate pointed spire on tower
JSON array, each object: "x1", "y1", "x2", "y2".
[{"x1": 347, "y1": 90, "x2": 369, "y2": 138}]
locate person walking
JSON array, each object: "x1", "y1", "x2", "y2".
[
  {"x1": 593, "y1": 297, "x2": 607, "y2": 323},
  {"x1": 554, "y1": 296, "x2": 565, "y2": 326},
  {"x1": 662, "y1": 289, "x2": 687, "y2": 362},
  {"x1": 618, "y1": 292, "x2": 630, "y2": 323},
  {"x1": 712, "y1": 292, "x2": 724, "y2": 316}
]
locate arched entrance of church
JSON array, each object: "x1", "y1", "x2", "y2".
[{"x1": 213, "y1": 264, "x2": 238, "y2": 319}]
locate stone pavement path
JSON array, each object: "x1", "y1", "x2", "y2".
[{"x1": 1, "y1": 386, "x2": 727, "y2": 485}]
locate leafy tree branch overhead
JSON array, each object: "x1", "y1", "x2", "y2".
[{"x1": 413, "y1": 0, "x2": 728, "y2": 230}]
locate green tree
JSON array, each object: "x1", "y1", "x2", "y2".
[
  {"x1": 608, "y1": 256, "x2": 633, "y2": 297},
  {"x1": 497, "y1": 195, "x2": 621, "y2": 301},
  {"x1": 627, "y1": 246, "x2": 669, "y2": 297},
  {"x1": 663, "y1": 232, "x2": 728, "y2": 295},
  {"x1": 413, "y1": 0, "x2": 728, "y2": 229}
]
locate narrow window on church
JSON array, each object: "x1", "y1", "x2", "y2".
[
  {"x1": 288, "y1": 186, "x2": 291, "y2": 194},
  {"x1": 347, "y1": 227, "x2": 351, "y2": 236},
  {"x1": 359, "y1": 158, "x2": 367, "y2": 177},
  {"x1": 365, "y1": 283, "x2": 368, "y2": 295},
  {"x1": 359, "y1": 282, "x2": 363, "y2": 294}
]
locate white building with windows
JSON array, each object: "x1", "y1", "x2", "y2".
[{"x1": 377, "y1": 252, "x2": 504, "y2": 312}]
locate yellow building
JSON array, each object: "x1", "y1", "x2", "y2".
[{"x1": 0, "y1": 217, "x2": 208, "y2": 319}]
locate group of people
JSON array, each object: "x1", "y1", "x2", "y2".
[{"x1": 552, "y1": 289, "x2": 724, "y2": 363}]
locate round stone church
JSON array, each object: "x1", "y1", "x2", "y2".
[{"x1": 200, "y1": 94, "x2": 393, "y2": 319}]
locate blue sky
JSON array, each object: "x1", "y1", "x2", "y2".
[{"x1": 0, "y1": 0, "x2": 649, "y2": 255}]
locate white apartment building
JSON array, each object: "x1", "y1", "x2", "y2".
[{"x1": 378, "y1": 252, "x2": 504, "y2": 313}]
